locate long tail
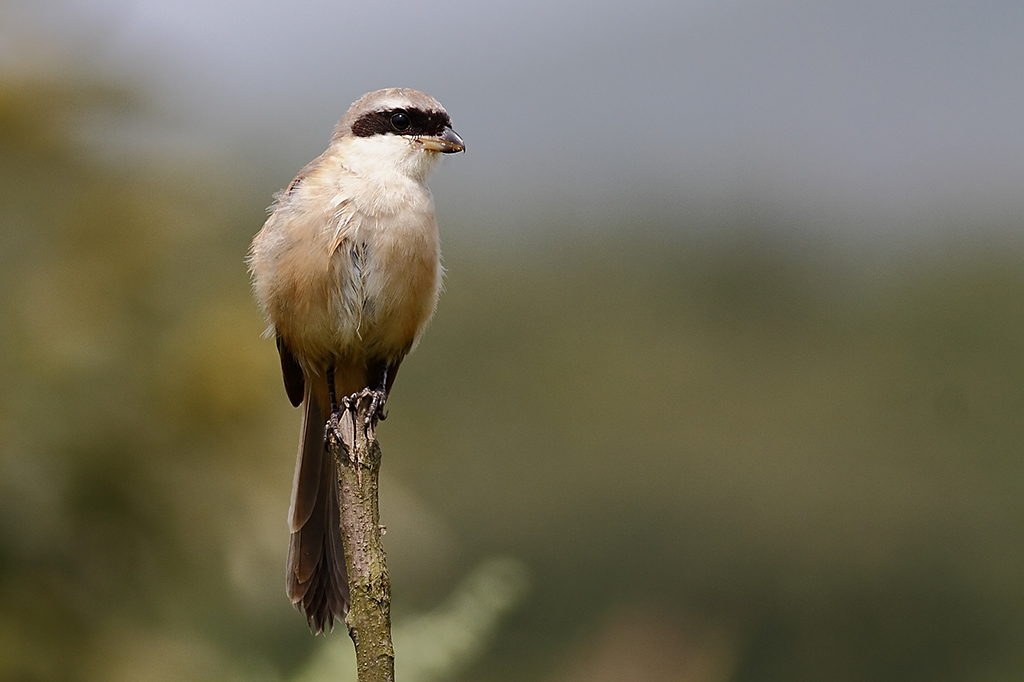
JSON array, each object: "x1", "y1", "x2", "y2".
[{"x1": 286, "y1": 375, "x2": 349, "y2": 633}]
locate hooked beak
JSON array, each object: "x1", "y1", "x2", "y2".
[{"x1": 411, "y1": 126, "x2": 465, "y2": 154}]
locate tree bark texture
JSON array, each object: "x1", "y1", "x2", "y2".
[{"x1": 329, "y1": 394, "x2": 394, "y2": 682}]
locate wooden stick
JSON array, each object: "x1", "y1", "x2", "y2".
[{"x1": 329, "y1": 393, "x2": 394, "y2": 682}]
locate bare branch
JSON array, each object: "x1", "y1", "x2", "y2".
[{"x1": 329, "y1": 395, "x2": 394, "y2": 682}]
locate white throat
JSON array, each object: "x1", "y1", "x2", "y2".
[{"x1": 336, "y1": 134, "x2": 441, "y2": 185}]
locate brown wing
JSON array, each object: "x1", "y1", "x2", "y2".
[{"x1": 276, "y1": 336, "x2": 305, "y2": 408}]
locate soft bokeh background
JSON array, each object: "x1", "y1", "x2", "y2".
[{"x1": 2, "y1": 1, "x2": 1024, "y2": 680}]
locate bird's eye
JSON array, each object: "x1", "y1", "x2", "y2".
[{"x1": 390, "y1": 111, "x2": 411, "y2": 131}]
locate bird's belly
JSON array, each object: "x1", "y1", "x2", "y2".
[{"x1": 353, "y1": 226, "x2": 440, "y2": 359}]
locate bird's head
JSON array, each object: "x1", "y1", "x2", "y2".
[{"x1": 333, "y1": 88, "x2": 464, "y2": 182}]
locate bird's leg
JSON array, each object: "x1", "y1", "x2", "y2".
[
  {"x1": 324, "y1": 363, "x2": 346, "y2": 449},
  {"x1": 341, "y1": 364, "x2": 389, "y2": 427},
  {"x1": 326, "y1": 363, "x2": 340, "y2": 417},
  {"x1": 369, "y1": 365, "x2": 388, "y2": 423}
]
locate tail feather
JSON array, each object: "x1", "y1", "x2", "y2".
[{"x1": 286, "y1": 377, "x2": 349, "y2": 633}]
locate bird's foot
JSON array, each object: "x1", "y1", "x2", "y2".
[
  {"x1": 324, "y1": 409, "x2": 344, "y2": 451},
  {"x1": 342, "y1": 387, "x2": 388, "y2": 426}
]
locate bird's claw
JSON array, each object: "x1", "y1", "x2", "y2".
[
  {"x1": 342, "y1": 388, "x2": 388, "y2": 426},
  {"x1": 324, "y1": 410, "x2": 342, "y2": 448}
]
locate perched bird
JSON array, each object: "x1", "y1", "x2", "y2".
[{"x1": 248, "y1": 88, "x2": 464, "y2": 633}]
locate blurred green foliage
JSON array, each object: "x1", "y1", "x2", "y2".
[{"x1": 1, "y1": 72, "x2": 1023, "y2": 682}]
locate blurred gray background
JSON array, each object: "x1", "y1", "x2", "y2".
[
  {"x1": 1, "y1": 1, "x2": 1023, "y2": 681},
  {"x1": 7, "y1": 0, "x2": 1024, "y2": 240}
]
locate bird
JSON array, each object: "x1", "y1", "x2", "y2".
[{"x1": 248, "y1": 88, "x2": 464, "y2": 633}]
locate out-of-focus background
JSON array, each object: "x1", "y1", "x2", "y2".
[{"x1": 2, "y1": 1, "x2": 1024, "y2": 680}]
